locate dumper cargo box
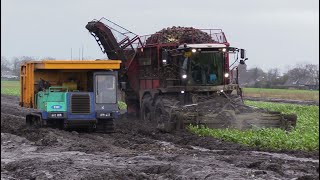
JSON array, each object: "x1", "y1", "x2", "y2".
[{"x1": 20, "y1": 60, "x2": 121, "y2": 108}]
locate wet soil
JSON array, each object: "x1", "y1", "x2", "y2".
[{"x1": 1, "y1": 95, "x2": 319, "y2": 180}]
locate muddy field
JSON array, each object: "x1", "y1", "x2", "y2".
[{"x1": 1, "y1": 94, "x2": 319, "y2": 180}]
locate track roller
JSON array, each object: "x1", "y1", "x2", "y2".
[{"x1": 96, "y1": 119, "x2": 115, "y2": 133}]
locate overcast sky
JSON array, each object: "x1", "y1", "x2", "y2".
[{"x1": 1, "y1": 0, "x2": 319, "y2": 72}]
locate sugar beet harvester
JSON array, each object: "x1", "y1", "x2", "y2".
[
  {"x1": 85, "y1": 18, "x2": 296, "y2": 132},
  {"x1": 20, "y1": 60, "x2": 122, "y2": 132}
]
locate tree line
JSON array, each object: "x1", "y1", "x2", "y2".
[
  {"x1": 238, "y1": 63, "x2": 319, "y2": 89},
  {"x1": 1, "y1": 56, "x2": 319, "y2": 89},
  {"x1": 1, "y1": 56, "x2": 55, "y2": 77}
]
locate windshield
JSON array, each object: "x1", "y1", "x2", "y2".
[
  {"x1": 185, "y1": 51, "x2": 224, "y2": 85},
  {"x1": 95, "y1": 75, "x2": 117, "y2": 104}
]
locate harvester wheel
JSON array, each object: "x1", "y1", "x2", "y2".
[
  {"x1": 141, "y1": 95, "x2": 153, "y2": 122},
  {"x1": 154, "y1": 97, "x2": 176, "y2": 132},
  {"x1": 173, "y1": 114, "x2": 184, "y2": 130}
]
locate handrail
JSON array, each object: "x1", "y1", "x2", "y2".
[
  {"x1": 48, "y1": 86, "x2": 69, "y2": 92},
  {"x1": 230, "y1": 66, "x2": 239, "y2": 84}
]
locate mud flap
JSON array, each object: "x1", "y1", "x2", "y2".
[{"x1": 26, "y1": 113, "x2": 43, "y2": 128}]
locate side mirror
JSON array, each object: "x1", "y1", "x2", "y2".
[
  {"x1": 240, "y1": 49, "x2": 246, "y2": 59},
  {"x1": 240, "y1": 60, "x2": 245, "y2": 65},
  {"x1": 120, "y1": 82, "x2": 127, "y2": 90}
]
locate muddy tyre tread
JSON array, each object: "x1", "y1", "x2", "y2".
[
  {"x1": 154, "y1": 97, "x2": 179, "y2": 132},
  {"x1": 141, "y1": 95, "x2": 153, "y2": 122}
]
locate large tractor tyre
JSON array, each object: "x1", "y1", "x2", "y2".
[
  {"x1": 172, "y1": 113, "x2": 184, "y2": 130},
  {"x1": 154, "y1": 97, "x2": 177, "y2": 132},
  {"x1": 141, "y1": 95, "x2": 154, "y2": 122},
  {"x1": 125, "y1": 99, "x2": 140, "y2": 118}
]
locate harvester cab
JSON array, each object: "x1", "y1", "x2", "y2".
[
  {"x1": 20, "y1": 60, "x2": 121, "y2": 132},
  {"x1": 173, "y1": 44, "x2": 237, "y2": 86}
]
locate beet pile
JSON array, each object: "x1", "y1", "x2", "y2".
[{"x1": 146, "y1": 26, "x2": 215, "y2": 44}]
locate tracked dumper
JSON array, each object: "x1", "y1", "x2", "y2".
[
  {"x1": 20, "y1": 60, "x2": 121, "y2": 132},
  {"x1": 86, "y1": 18, "x2": 297, "y2": 132}
]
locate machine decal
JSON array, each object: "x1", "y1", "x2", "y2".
[{"x1": 51, "y1": 105, "x2": 62, "y2": 109}]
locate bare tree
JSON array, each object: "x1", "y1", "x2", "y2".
[
  {"x1": 1, "y1": 56, "x2": 11, "y2": 75},
  {"x1": 305, "y1": 64, "x2": 319, "y2": 78},
  {"x1": 41, "y1": 57, "x2": 56, "y2": 60},
  {"x1": 305, "y1": 64, "x2": 319, "y2": 87},
  {"x1": 266, "y1": 68, "x2": 280, "y2": 85},
  {"x1": 11, "y1": 56, "x2": 34, "y2": 76},
  {"x1": 284, "y1": 63, "x2": 319, "y2": 88},
  {"x1": 1, "y1": 56, "x2": 10, "y2": 71},
  {"x1": 12, "y1": 57, "x2": 21, "y2": 76},
  {"x1": 251, "y1": 67, "x2": 265, "y2": 80},
  {"x1": 287, "y1": 64, "x2": 312, "y2": 79}
]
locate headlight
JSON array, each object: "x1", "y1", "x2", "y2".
[
  {"x1": 222, "y1": 48, "x2": 227, "y2": 52},
  {"x1": 191, "y1": 49, "x2": 197, "y2": 53},
  {"x1": 224, "y1": 73, "x2": 229, "y2": 78},
  {"x1": 100, "y1": 113, "x2": 110, "y2": 117},
  {"x1": 181, "y1": 90, "x2": 185, "y2": 94},
  {"x1": 182, "y1": 74, "x2": 187, "y2": 79}
]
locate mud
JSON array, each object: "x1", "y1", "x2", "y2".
[{"x1": 1, "y1": 94, "x2": 319, "y2": 180}]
